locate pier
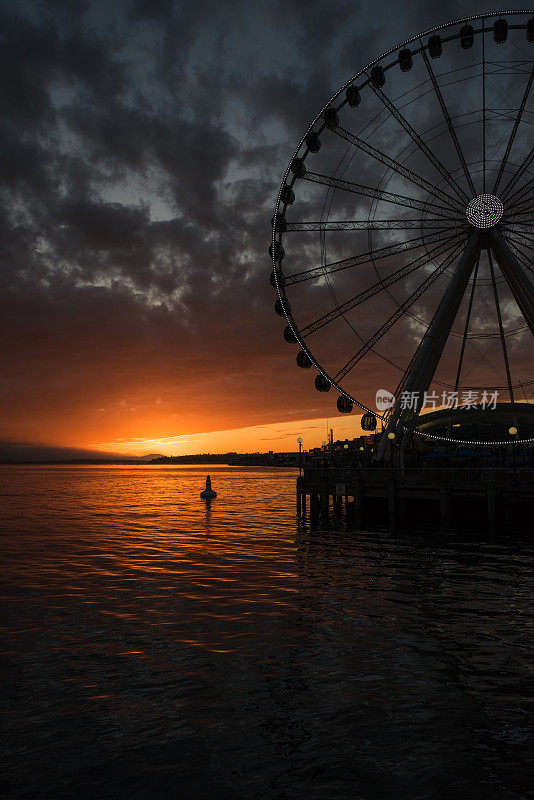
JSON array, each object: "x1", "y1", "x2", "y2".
[{"x1": 297, "y1": 466, "x2": 534, "y2": 533}]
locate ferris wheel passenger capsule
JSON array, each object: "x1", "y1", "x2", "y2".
[
  {"x1": 280, "y1": 185, "x2": 295, "y2": 205},
  {"x1": 275, "y1": 298, "x2": 290, "y2": 317},
  {"x1": 345, "y1": 85, "x2": 361, "y2": 106},
  {"x1": 269, "y1": 268, "x2": 285, "y2": 288},
  {"x1": 361, "y1": 413, "x2": 377, "y2": 431},
  {"x1": 494, "y1": 18, "x2": 508, "y2": 43},
  {"x1": 315, "y1": 374, "x2": 331, "y2": 392},
  {"x1": 398, "y1": 48, "x2": 413, "y2": 71},
  {"x1": 428, "y1": 34, "x2": 442, "y2": 58},
  {"x1": 269, "y1": 241, "x2": 284, "y2": 262},
  {"x1": 290, "y1": 157, "x2": 306, "y2": 178},
  {"x1": 323, "y1": 108, "x2": 339, "y2": 129},
  {"x1": 527, "y1": 17, "x2": 534, "y2": 42},
  {"x1": 460, "y1": 24, "x2": 474, "y2": 48},
  {"x1": 337, "y1": 395, "x2": 353, "y2": 413},
  {"x1": 271, "y1": 212, "x2": 286, "y2": 232},
  {"x1": 296, "y1": 350, "x2": 312, "y2": 369},
  {"x1": 305, "y1": 131, "x2": 321, "y2": 152},
  {"x1": 283, "y1": 325, "x2": 297, "y2": 343},
  {"x1": 370, "y1": 65, "x2": 385, "y2": 87}
]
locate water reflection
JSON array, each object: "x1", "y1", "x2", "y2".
[
  {"x1": 0, "y1": 465, "x2": 532, "y2": 799},
  {"x1": 203, "y1": 498, "x2": 214, "y2": 533}
]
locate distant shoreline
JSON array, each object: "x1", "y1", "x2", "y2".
[{"x1": 0, "y1": 458, "x2": 299, "y2": 467}]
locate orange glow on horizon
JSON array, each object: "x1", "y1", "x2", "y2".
[{"x1": 95, "y1": 414, "x2": 367, "y2": 457}]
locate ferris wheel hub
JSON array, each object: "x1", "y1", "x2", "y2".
[{"x1": 466, "y1": 194, "x2": 504, "y2": 229}]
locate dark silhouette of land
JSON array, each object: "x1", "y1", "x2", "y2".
[{"x1": 0, "y1": 450, "x2": 300, "y2": 467}]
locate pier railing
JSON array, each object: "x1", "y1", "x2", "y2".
[{"x1": 302, "y1": 466, "x2": 534, "y2": 485}]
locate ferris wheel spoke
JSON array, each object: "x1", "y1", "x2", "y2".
[
  {"x1": 502, "y1": 203, "x2": 534, "y2": 223},
  {"x1": 493, "y1": 65, "x2": 534, "y2": 195},
  {"x1": 332, "y1": 239, "x2": 466, "y2": 382},
  {"x1": 499, "y1": 145, "x2": 534, "y2": 203},
  {"x1": 502, "y1": 223, "x2": 534, "y2": 235},
  {"x1": 302, "y1": 171, "x2": 457, "y2": 218},
  {"x1": 330, "y1": 125, "x2": 464, "y2": 213},
  {"x1": 504, "y1": 203, "x2": 534, "y2": 219},
  {"x1": 503, "y1": 228, "x2": 534, "y2": 255},
  {"x1": 285, "y1": 219, "x2": 459, "y2": 232},
  {"x1": 503, "y1": 229, "x2": 534, "y2": 248},
  {"x1": 488, "y1": 249, "x2": 515, "y2": 402},
  {"x1": 284, "y1": 229, "x2": 460, "y2": 287},
  {"x1": 418, "y1": 41, "x2": 476, "y2": 197},
  {"x1": 300, "y1": 234, "x2": 465, "y2": 337},
  {"x1": 367, "y1": 81, "x2": 470, "y2": 204},
  {"x1": 504, "y1": 176, "x2": 534, "y2": 212},
  {"x1": 502, "y1": 210, "x2": 534, "y2": 225},
  {"x1": 505, "y1": 208, "x2": 534, "y2": 230}
]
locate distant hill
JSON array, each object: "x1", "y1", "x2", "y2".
[
  {"x1": 0, "y1": 441, "x2": 140, "y2": 463},
  {"x1": 150, "y1": 453, "x2": 234, "y2": 464}
]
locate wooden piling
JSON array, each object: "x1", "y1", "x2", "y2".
[
  {"x1": 355, "y1": 480, "x2": 362, "y2": 528},
  {"x1": 487, "y1": 480, "x2": 496, "y2": 535},
  {"x1": 311, "y1": 491, "x2": 320, "y2": 519},
  {"x1": 388, "y1": 480, "x2": 396, "y2": 527},
  {"x1": 504, "y1": 493, "x2": 513, "y2": 529},
  {"x1": 440, "y1": 485, "x2": 450, "y2": 532},
  {"x1": 320, "y1": 483, "x2": 329, "y2": 517}
]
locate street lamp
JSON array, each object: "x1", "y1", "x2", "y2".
[
  {"x1": 387, "y1": 431, "x2": 396, "y2": 472},
  {"x1": 509, "y1": 426, "x2": 517, "y2": 469},
  {"x1": 297, "y1": 436, "x2": 303, "y2": 476}
]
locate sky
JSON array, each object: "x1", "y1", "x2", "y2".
[{"x1": 1, "y1": 0, "x2": 532, "y2": 458}]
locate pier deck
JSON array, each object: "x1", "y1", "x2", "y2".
[{"x1": 297, "y1": 466, "x2": 534, "y2": 532}]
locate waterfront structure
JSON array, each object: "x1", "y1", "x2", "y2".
[
  {"x1": 296, "y1": 463, "x2": 534, "y2": 533},
  {"x1": 270, "y1": 12, "x2": 534, "y2": 459}
]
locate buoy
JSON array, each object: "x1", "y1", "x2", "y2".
[{"x1": 200, "y1": 475, "x2": 217, "y2": 499}]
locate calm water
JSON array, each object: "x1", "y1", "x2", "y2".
[{"x1": 1, "y1": 464, "x2": 532, "y2": 799}]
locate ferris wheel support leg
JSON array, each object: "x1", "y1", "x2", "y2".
[
  {"x1": 488, "y1": 227, "x2": 534, "y2": 338},
  {"x1": 376, "y1": 232, "x2": 480, "y2": 462}
]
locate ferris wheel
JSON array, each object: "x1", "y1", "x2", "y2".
[{"x1": 270, "y1": 11, "x2": 534, "y2": 450}]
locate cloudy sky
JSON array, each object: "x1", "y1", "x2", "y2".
[{"x1": 1, "y1": 0, "x2": 531, "y2": 458}]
